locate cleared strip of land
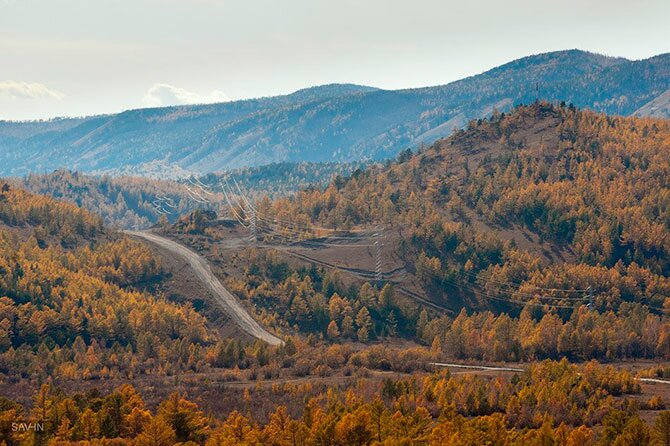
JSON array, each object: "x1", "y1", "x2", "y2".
[{"x1": 127, "y1": 231, "x2": 283, "y2": 346}]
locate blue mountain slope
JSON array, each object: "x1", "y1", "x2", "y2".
[{"x1": 0, "y1": 50, "x2": 668, "y2": 176}]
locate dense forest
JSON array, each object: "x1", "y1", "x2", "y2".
[
  {"x1": 211, "y1": 247, "x2": 670, "y2": 362},
  {"x1": 0, "y1": 182, "x2": 230, "y2": 381},
  {"x1": 3, "y1": 103, "x2": 670, "y2": 445},
  {"x1": 0, "y1": 181, "x2": 474, "y2": 385},
  {"x1": 2, "y1": 360, "x2": 670, "y2": 445}
]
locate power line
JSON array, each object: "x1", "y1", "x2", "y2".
[
  {"x1": 184, "y1": 185, "x2": 209, "y2": 204},
  {"x1": 254, "y1": 225, "x2": 376, "y2": 248},
  {"x1": 478, "y1": 284, "x2": 590, "y2": 301},
  {"x1": 215, "y1": 176, "x2": 617, "y2": 313},
  {"x1": 460, "y1": 268, "x2": 590, "y2": 293},
  {"x1": 440, "y1": 269, "x2": 590, "y2": 310},
  {"x1": 229, "y1": 174, "x2": 364, "y2": 234},
  {"x1": 220, "y1": 177, "x2": 390, "y2": 282},
  {"x1": 188, "y1": 176, "x2": 215, "y2": 196},
  {"x1": 221, "y1": 178, "x2": 378, "y2": 248},
  {"x1": 222, "y1": 180, "x2": 350, "y2": 246},
  {"x1": 459, "y1": 274, "x2": 668, "y2": 313},
  {"x1": 473, "y1": 289, "x2": 584, "y2": 310},
  {"x1": 218, "y1": 180, "x2": 249, "y2": 228}
]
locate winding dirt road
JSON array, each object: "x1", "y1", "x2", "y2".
[{"x1": 126, "y1": 231, "x2": 283, "y2": 346}]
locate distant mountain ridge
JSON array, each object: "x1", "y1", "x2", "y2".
[{"x1": 0, "y1": 49, "x2": 668, "y2": 177}]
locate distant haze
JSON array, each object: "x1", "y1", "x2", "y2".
[{"x1": 1, "y1": 0, "x2": 668, "y2": 120}]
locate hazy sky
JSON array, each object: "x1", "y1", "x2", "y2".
[{"x1": 1, "y1": 0, "x2": 668, "y2": 120}]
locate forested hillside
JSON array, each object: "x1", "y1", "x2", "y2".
[
  {"x1": 153, "y1": 103, "x2": 670, "y2": 363},
  {"x1": 262, "y1": 102, "x2": 670, "y2": 312},
  {"x1": 0, "y1": 182, "x2": 228, "y2": 380},
  {"x1": 3, "y1": 105, "x2": 670, "y2": 444},
  {"x1": 18, "y1": 162, "x2": 364, "y2": 229},
  {"x1": 18, "y1": 171, "x2": 195, "y2": 229},
  {"x1": 1, "y1": 50, "x2": 668, "y2": 176}
]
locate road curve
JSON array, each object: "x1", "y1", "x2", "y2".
[{"x1": 126, "y1": 231, "x2": 283, "y2": 346}]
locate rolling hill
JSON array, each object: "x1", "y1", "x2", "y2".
[
  {"x1": 254, "y1": 102, "x2": 670, "y2": 314},
  {"x1": 0, "y1": 50, "x2": 669, "y2": 177}
]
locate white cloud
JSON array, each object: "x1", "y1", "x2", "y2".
[
  {"x1": 142, "y1": 83, "x2": 229, "y2": 107},
  {"x1": 0, "y1": 80, "x2": 65, "y2": 100}
]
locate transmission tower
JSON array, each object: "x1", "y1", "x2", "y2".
[
  {"x1": 587, "y1": 286, "x2": 594, "y2": 311},
  {"x1": 374, "y1": 226, "x2": 383, "y2": 281},
  {"x1": 248, "y1": 203, "x2": 257, "y2": 244}
]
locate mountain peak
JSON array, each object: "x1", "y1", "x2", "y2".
[{"x1": 483, "y1": 49, "x2": 627, "y2": 78}]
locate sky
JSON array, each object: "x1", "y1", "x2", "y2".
[{"x1": 1, "y1": 0, "x2": 668, "y2": 121}]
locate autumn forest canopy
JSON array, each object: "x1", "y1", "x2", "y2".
[{"x1": 1, "y1": 102, "x2": 670, "y2": 445}]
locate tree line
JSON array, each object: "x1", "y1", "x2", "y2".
[{"x1": 2, "y1": 359, "x2": 669, "y2": 445}]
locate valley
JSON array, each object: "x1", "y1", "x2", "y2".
[
  {"x1": 1, "y1": 86, "x2": 670, "y2": 446},
  {"x1": 2, "y1": 0, "x2": 670, "y2": 440}
]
